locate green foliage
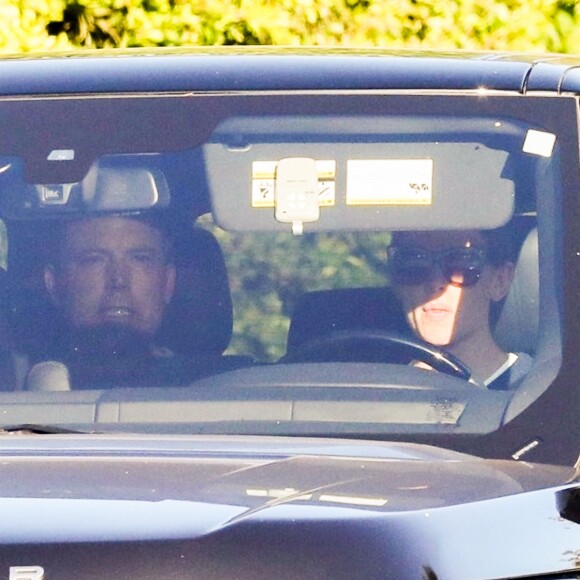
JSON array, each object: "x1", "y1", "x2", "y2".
[
  {"x1": 2, "y1": 0, "x2": 580, "y2": 53},
  {"x1": 199, "y1": 216, "x2": 390, "y2": 360}
]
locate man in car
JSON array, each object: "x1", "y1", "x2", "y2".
[
  {"x1": 34, "y1": 212, "x2": 234, "y2": 389},
  {"x1": 387, "y1": 227, "x2": 533, "y2": 389},
  {"x1": 37, "y1": 213, "x2": 181, "y2": 388}
]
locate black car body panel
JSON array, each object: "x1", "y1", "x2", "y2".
[
  {"x1": 0, "y1": 435, "x2": 578, "y2": 580},
  {"x1": 0, "y1": 49, "x2": 549, "y2": 94},
  {"x1": 1, "y1": 47, "x2": 580, "y2": 95}
]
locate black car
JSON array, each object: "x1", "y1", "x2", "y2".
[{"x1": 0, "y1": 48, "x2": 579, "y2": 579}]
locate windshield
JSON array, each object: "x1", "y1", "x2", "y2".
[{"x1": 0, "y1": 89, "x2": 572, "y2": 463}]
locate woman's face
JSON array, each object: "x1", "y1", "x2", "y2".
[{"x1": 390, "y1": 231, "x2": 513, "y2": 348}]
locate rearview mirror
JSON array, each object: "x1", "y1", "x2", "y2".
[{"x1": 0, "y1": 154, "x2": 171, "y2": 219}]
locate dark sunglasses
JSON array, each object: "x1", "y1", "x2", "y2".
[{"x1": 387, "y1": 245, "x2": 488, "y2": 288}]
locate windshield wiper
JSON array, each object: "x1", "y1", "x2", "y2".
[{"x1": 0, "y1": 424, "x2": 96, "y2": 435}]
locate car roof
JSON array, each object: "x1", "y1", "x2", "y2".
[{"x1": 2, "y1": 47, "x2": 580, "y2": 95}]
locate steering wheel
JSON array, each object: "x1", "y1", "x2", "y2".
[{"x1": 283, "y1": 330, "x2": 472, "y2": 381}]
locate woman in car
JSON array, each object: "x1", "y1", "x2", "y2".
[{"x1": 387, "y1": 226, "x2": 533, "y2": 389}]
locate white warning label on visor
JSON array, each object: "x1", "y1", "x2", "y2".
[{"x1": 346, "y1": 159, "x2": 433, "y2": 205}]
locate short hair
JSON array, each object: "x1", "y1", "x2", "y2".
[
  {"x1": 122, "y1": 211, "x2": 176, "y2": 264},
  {"x1": 390, "y1": 223, "x2": 519, "y2": 266},
  {"x1": 482, "y1": 222, "x2": 524, "y2": 329},
  {"x1": 48, "y1": 211, "x2": 178, "y2": 269},
  {"x1": 481, "y1": 223, "x2": 519, "y2": 266}
]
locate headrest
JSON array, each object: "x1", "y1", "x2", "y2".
[
  {"x1": 286, "y1": 287, "x2": 408, "y2": 356},
  {"x1": 494, "y1": 227, "x2": 539, "y2": 353},
  {"x1": 157, "y1": 227, "x2": 233, "y2": 356}
]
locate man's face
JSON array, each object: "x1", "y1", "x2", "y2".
[
  {"x1": 390, "y1": 231, "x2": 513, "y2": 348},
  {"x1": 45, "y1": 216, "x2": 176, "y2": 337}
]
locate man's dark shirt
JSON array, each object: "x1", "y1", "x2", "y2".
[{"x1": 34, "y1": 323, "x2": 250, "y2": 389}]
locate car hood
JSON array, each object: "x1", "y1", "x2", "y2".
[
  {"x1": 0, "y1": 434, "x2": 575, "y2": 540},
  {"x1": 1, "y1": 434, "x2": 579, "y2": 579}
]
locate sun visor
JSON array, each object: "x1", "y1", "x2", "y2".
[{"x1": 204, "y1": 116, "x2": 517, "y2": 234}]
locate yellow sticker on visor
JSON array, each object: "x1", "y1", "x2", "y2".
[{"x1": 252, "y1": 160, "x2": 336, "y2": 208}]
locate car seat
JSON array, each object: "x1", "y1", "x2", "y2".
[
  {"x1": 286, "y1": 286, "x2": 409, "y2": 359},
  {"x1": 0, "y1": 266, "x2": 27, "y2": 391},
  {"x1": 494, "y1": 227, "x2": 539, "y2": 354},
  {"x1": 157, "y1": 226, "x2": 234, "y2": 357}
]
